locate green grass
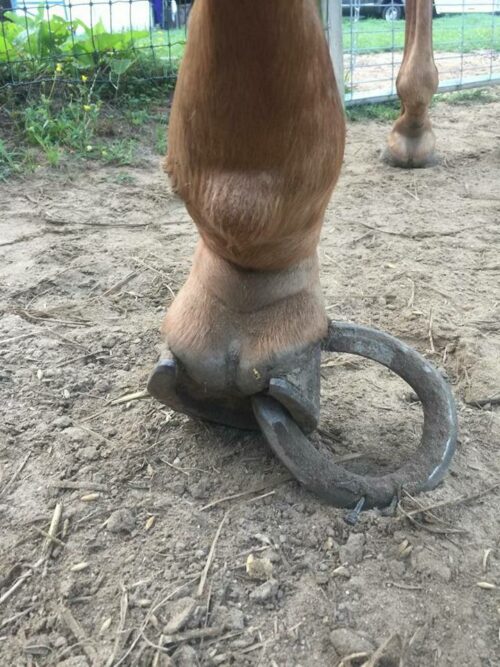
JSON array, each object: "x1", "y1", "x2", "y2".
[
  {"x1": 0, "y1": 87, "x2": 168, "y2": 177},
  {"x1": 436, "y1": 87, "x2": 499, "y2": 105},
  {"x1": 343, "y1": 14, "x2": 499, "y2": 53},
  {"x1": 0, "y1": 138, "x2": 22, "y2": 180},
  {"x1": 346, "y1": 100, "x2": 400, "y2": 122},
  {"x1": 345, "y1": 85, "x2": 499, "y2": 121}
]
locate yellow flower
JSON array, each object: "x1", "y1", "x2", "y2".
[
  {"x1": 86, "y1": 145, "x2": 93, "y2": 152},
  {"x1": 81, "y1": 75, "x2": 88, "y2": 82},
  {"x1": 55, "y1": 62, "x2": 63, "y2": 73},
  {"x1": 83, "y1": 105, "x2": 92, "y2": 112}
]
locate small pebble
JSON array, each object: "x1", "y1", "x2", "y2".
[
  {"x1": 329, "y1": 628, "x2": 375, "y2": 656},
  {"x1": 189, "y1": 477, "x2": 210, "y2": 499},
  {"x1": 249, "y1": 578, "x2": 279, "y2": 603},
  {"x1": 164, "y1": 597, "x2": 197, "y2": 634},
  {"x1": 339, "y1": 533, "x2": 365, "y2": 565},
  {"x1": 106, "y1": 508, "x2": 135, "y2": 533},
  {"x1": 53, "y1": 415, "x2": 72, "y2": 429},
  {"x1": 332, "y1": 565, "x2": 351, "y2": 579},
  {"x1": 102, "y1": 335, "x2": 117, "y2": 349},
  {"x1": 61, "y1": 427, "x2": 86, "y2": 443},
  {"x1": 246, "y1": 554, "x2": 273, "y2": 580},
  {"x1": 172, "y1": 644, "x2": 198, "y2": 667},
  {"x1": 78, "y1": 445, "x2": 99, "y2": 461}
]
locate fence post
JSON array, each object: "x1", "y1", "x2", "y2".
[{"x1": 321, "y1": 0, "x2": 345, "y2": 106}]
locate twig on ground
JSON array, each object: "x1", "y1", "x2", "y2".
[
  {"x1": 114, "y1": 576, "x2": 200, "y2": 666},
  {"x1": 0, "y1": 570, "x2": 32, "y2": 606},
  {"x1": 79, "y1": 406, "x2": 112, "y2": 423},
  {"x1": 200, "y1": 476, "x2": 292, "y2": 511},
  {"x1": 338, "y1": 652, "x2": 370, "y2": 667},
  {"x1": 0, "y1": 332, "x2": 36, "y2": 346},
  {"x1": 105, "y1": 585, "x2": 129, "y2": 667},
  {"x1": 142, "y1": 625, "x2": 225, "y2": 651},
  {"x1": 44, "y1": 214, "x2": 153, "y2": 229},
  {"x1": 54, "y1": 350, "x2": 106, "y2": 368},
  {"x1": 362, "y1": 633, "x2": 401, "y2": 667},
  {"x1": 102, "y1": 271, "x2": 138, "y2": 297},
  {"x1": 243, "y1": 490, "x2": 276, "y2": 505},
  {"x1": 0, "y1": 233, "x2": 41, "y2": 247},
  {"x1": 465, "y1": 394, "x2": 500, "y2": 408},
  {"x1": 60, "y1": 606, "x2": 99, "y2": 665},
  {"x1": 0, "y1": 452, "x2": 31, "y2": 499},
  {"x1": 161, "y1": 459, "x2": 190, "y2": 476},
  {"x1": 44, "y1": 326, "x2": 89, "y2": 350},
  {"x1": 33, "y1": 526, "x2": 66, "y2": 549},
  {"x1": 110, "y1": 389, "x2": 150, "y2": 405},
  {"x1": 129, "y1": 256, "x2": 176, "y2": 299},
  {"x1": 397, "y1": 502, "x2": 466, "y2": 535},
  {"x1": 42, "y1": 502, "x2": 63, "y2": 557},
  {"x1": 389, "y1": 582, "x2": 422, "y2": 591},
  {"x1": 407, "y1": 279, "x2": 415, "y2": 309},
  {"x1": 427, "y1": 307, "x2": 436, "y2": 353},
  {"x1": 0, "y1": 553, "x2": 45, "y2": 606},
  {"x1": 197, "y1": 512, "x2": 229, "y2": 598},
  {"x1": 402, "y1": 483, "x2": 500, "y2": 518},
  {"x1": 404, "y1": 188, "x2": 419, "y2": 201},
  {"x1": 16, "y1": 308, "x2": 90, "y2": 327},
  {"x1": 76, "y1": 424, "x2": 115, "y2": 446},
  {"x1": 0, "y1": 606, "x2": 34, "y2": 629},
  {"x1": 357, "y1": 221, "x2": 484, "y2": 239},
  {"x1": 483, "y1": 548, "x2": 493, "y2": 573},
  {"x1": 49, "y1": 480, "x2": 108, "y2": 492}
]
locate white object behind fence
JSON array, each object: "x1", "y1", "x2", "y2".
[
  {"x1": 434, "y1": 1, "x2": 500, "y2": 13},
  {"x1": 15, "y1": 0, "x2": 153, "y2": 32}
]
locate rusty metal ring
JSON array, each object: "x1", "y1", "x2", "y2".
[{"x1": 252, "y1": 320, "x2": 458, "y2": 509}]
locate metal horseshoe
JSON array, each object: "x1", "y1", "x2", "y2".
[{"x1": 252, "y1": 320, "x2": 458, "y2": 509}]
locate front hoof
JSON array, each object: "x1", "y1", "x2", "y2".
[
  {"x1": 381, "y1": 145, "x2": 439, "y2": 169},
  {"x1": 147, "y1": 341, "x2": 322, "y2": 434},
  {"x1": 383, "y1": 128, "x2": 438, "y2": 169},
  {"x1": 148, "y1": 353, "x2": 258, "y2": 430},
  {"x1": 147, "y1": 357, "x2": 177, "y2": 404}
]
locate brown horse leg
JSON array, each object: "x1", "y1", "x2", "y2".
[
  {"x1": 150, "y1": 0, "x2": 345, "y2": 424},
  {"x1": 384, "y1": 0, "x2": 438, "y2": 168}
]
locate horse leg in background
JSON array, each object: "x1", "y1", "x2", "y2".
[
  {"x1": 384, "y1": 0, "x2": 438, "y2": 168},
  {"x1": 149, "y1": 0, "x2": 345, "y2": 428}
]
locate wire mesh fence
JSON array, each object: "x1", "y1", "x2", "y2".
[
  {"x1": 342, "y1": 1, "x2": 500, "y2": 105},
  {"x1": 1, "y1": 0, "x2": 499, "y2": 103},
  {"x1": 0, "y1": 0, "x2": 190, "y2": 91}
]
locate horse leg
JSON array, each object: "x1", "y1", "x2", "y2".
[
  {"x1": 149, "y1": 0, "x2": 345, "y2": 428},
  {"x1": 384, "y1": 0, "x2": 438, "y2": 168}
]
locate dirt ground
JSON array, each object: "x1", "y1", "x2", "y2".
[
  {"x1": 349, "y1": 50, "x2": 499, "y2": 94},
  {"x1": 1, "y1": 98, "x2": 499, "y2": 667}
]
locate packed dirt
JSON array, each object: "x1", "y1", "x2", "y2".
[
  {"x1": 1, "y1": 97, "x2": 499, "y2": 666},
  {"x1": 348, "y1": 50, "x2": 499, "y2": 95}
]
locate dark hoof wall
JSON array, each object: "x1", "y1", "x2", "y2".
[{"x1": 147, "y1": 358, "x2": 177, "y2": 403}]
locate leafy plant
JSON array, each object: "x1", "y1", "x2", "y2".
[
  {"x1": 0, "y1": 137, "x2": 21, "y2": 179},
  {"x1": 24, "y1": 94, "x2": 100, "y2": 152},
  {"x1": 0, "y1": 7, "x2": 184, "y2": 87}
]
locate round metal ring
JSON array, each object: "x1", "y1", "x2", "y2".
[{"x1": 252, "y1": 320, "x2": 458, "y2": 509}]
